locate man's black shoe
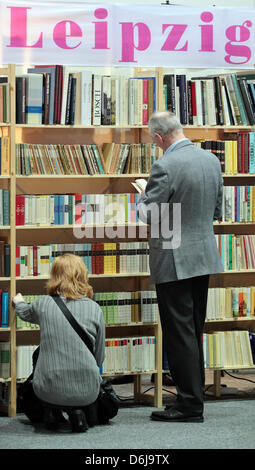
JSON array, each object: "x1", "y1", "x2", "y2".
[{"x1": 150, "y1": 408, "x2": 204, "y2": 423}]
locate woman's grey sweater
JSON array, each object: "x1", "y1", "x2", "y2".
[{"x1": 15, "y1": 295, "x2": 105, "y2": 407}]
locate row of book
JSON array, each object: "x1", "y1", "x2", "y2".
[
  {"x1": 13, "y1": 185, "x2": 255, "y2": 226},
  {"x1": 164, "y1": 71, "x2": 255, "y2": 126},
  {"x1": 14, "y1": 137, "x2": 255, "y2": 177},
  {"x1": 100, "y1": 336, "x2": 156, "y2": 375},
  {"x1": 16, "y1": 143, "x2": 105, "y2": 176},
  {"x1": 16, "y1": 345, "x2": 38, "y2": 380},
  {"x1": 16, "y1": 67, "x2": 156, "y2": 126},
  {"x1": 0, "y1": 341, "x2": 10, "y2": 379},
  {"x1": 16, "y1": 242, "x2": 150, "y2": 277},
  {"x1": 16, "y1": 193, "x2": 141, "y2": 226},
  {"x1": 15, "y1": 142, "x2": 159, "y2": 176},
  {"x1": 16, "y1": 291, "x2": 158, "y2": 327},
  {"x1": 0, "y1": 242, "x2": 10, "y2": 277},
  {"x1": 221, "y1": 186, "x2": 255, "y2": 223},
  {"x1": 194, "y1": 134, "x2": 255, "y2": 175},
  {"x1": 2, "y1": 331, "x2": 255, "y2": 380},
  {"x1": 206, "y1": 287, "x2": 255, "y2": 320},
  {"x1": 0, "y1": 190, "x2": 9, "y2": 225},
  {"x1": 215, "y1": 234, "x2": 255, "y2": 271},
  {"x1": 14, "y1": 286, "x2": 255, "y2": 328},
  {"x1": 16, "y1": 68, "x2": 255, "y2": 127},
  {"x1": 203, "y1": 331, "x2": 255, "y2": 369},
  {"x1": 0, "y1": 137, "x2": 10, "y2": 176},
  {"x1": 13, "y1": 235, "x2": 255, "y2": 277},
  {"x1": 103, "y1": 143, "x2": 159, "y2": 174}
]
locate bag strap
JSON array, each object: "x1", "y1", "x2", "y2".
[{"x1": 51, "y1": 295, "x2": 94, "y2": 355}]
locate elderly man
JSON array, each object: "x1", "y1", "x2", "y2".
[{"x1": 137, "y1": 111, "x2": 223, "y2": 422}]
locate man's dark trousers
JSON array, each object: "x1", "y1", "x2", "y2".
[{"x1": 156, "y1": 275, "x2": 209, "y2": 416}]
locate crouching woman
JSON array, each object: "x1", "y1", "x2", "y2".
[{"x1": 13, "y1": 253, "x2": 106, "y2": 432}]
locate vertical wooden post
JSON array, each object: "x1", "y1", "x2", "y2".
[
  {"x1": 213, "y1": 370, "x2": 221, "y2": 398},
  {"x1": 8, "y1": 64, "x2": 17, "y2": 417},
  {"x1": 154, "y1": 314, "x2": 162, "y2": 408}
]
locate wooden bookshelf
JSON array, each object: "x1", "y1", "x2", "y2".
[{"x1": 2, "y1": 64, "x2": 255, "y2": 417}]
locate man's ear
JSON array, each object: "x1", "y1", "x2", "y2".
[{"x1": 154, "y1": 132, "x2": 164, "y2": 146}]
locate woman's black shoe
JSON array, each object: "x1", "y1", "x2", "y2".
[
  {"x1": 43, "y1": 407, "x2": 59, "y2": 430},
  {"x1": 68, "y1": 409, "x2": 88, "y2": 433}
]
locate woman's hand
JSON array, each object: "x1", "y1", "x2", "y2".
[{"x1": 12, "y1": 293, "x2": 25, "y2": 307}]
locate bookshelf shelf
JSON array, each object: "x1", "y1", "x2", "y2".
[
  {"x1": 206, "y1": 317, "x2": 255, "y2": 323},
  {"x1": 16, "y1": 322, "x2": 157, "y2": 332},
  {"x1": 16, "y1": 222, "x2": 147, "y2": 230},
  {"x1": 205, "y1": 365, "x2": 255, "y2": 371},
  {"x1": 15, "y1": 174, "x2": 150, "y2": 179},
  {"x1": 16, "y1": 273, "x2": 151, "y2": 281}
]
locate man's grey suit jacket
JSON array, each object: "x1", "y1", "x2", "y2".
[{"x1": 137, "y1": 139, "x2": 224, "y2": 284}]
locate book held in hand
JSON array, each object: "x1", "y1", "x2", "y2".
[{"x1": 131, "y1": 178, "x2": 147, "y2": 194}]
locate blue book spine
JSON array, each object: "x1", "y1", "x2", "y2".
[
  {"x1": 249, "y1": 132, "x2": 255, "y2": 173},
  {"x1": 1, "y1": 292, "x2": 9, "y2": 327},
  {"x1": 135, "y1": 193, "x2": 139, "y2": 222},
  {"x1": 59, "y1": 195, "x2": 64, "y2": 225},
  {"x1": 54, "y1": 195, "x2": 59, "y2": 225},
  {"x1": 88, "y1": 243, "x2": 92, "y2": 274}
]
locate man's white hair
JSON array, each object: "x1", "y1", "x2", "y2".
[{"x1": 149, "y1": 111, "x2": 182, "y2": 138}]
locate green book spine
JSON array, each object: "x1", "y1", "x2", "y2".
[
  {"x1": 232, "y1": 75, "x2": 248, "y2": 125},
  {"x1": 3, "y1": 190, "x2": 10, "y2": 225}
]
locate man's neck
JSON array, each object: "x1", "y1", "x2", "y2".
[{"x1": 163, "y1": 132, "x2": 186, "y2": 151}]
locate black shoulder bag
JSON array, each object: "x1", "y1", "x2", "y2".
[{"x1": 52, "y1": 295, "x2": 119, "y2": 423}]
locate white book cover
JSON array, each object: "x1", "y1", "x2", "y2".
[
  {"x1": 194, "y1": 79, "x2": 203, "y2": 126},
  {"x1": 25, "y1": 74, "x2": 43, "y2": 125},
  {"x1": 81, "y1": 70, "x2": 93, "y2": 126},
  {"x1": 131, "y1": 178, "x2": 147, "y2": 194},
  {"x1": 93, "y1": 75, "x2": 102, "y2": 126}
]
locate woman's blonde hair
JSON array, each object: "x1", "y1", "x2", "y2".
[{"x1": 46, "y1": 254, "x2": 93, "y2": 300}]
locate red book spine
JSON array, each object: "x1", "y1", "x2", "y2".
[
  {"x1": 16, "y1": 246, "x2": 20, "y2": 276},
  {"x1": 130, "y1": 193, "x2": 135, "y2": 223},
  {"x1": 191, "y1": 81, "x2": 197, "y2": 118},
  {"x1": 20, "y1": 195, "x2": 25, "y2": 226},
  {"x1": 241, "y1": 133, "x2": 245, "y2": 173},
  {"x1": 33, "y1": 246, "x2": 38, "y2": 276},
  {"x1": 16, "y1": 195, "x2": 21, "y2": 226},
  {"x1": 75, "y1": 193, "x2": 82, "y2": 224}
]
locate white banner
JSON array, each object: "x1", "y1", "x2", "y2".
[{"x1": 0, "y1": 1, "x2": 255, "y2": 68}]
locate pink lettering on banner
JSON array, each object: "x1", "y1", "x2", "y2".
[
  {"x1": 225, "y1": 20, "x2": 252, "y2": 64},
  {"x1": 161, "y1": 24, "x2": 188, "y2": 51},
  {"x1": 93, "y1": 8, "x2": 109, "y2": 49},
  {"x1": 199, "y1": 11, "x2": 215, "y2": 52},
  {"x1": 119, "y1": 22, "x2": 151, "y2": 62},
  {"x1": 7, "y1": 6, "x2": 43, "y2": 48},
  {"x1": 53, "y1": 20, "x2": 82, "y2": 49}
]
